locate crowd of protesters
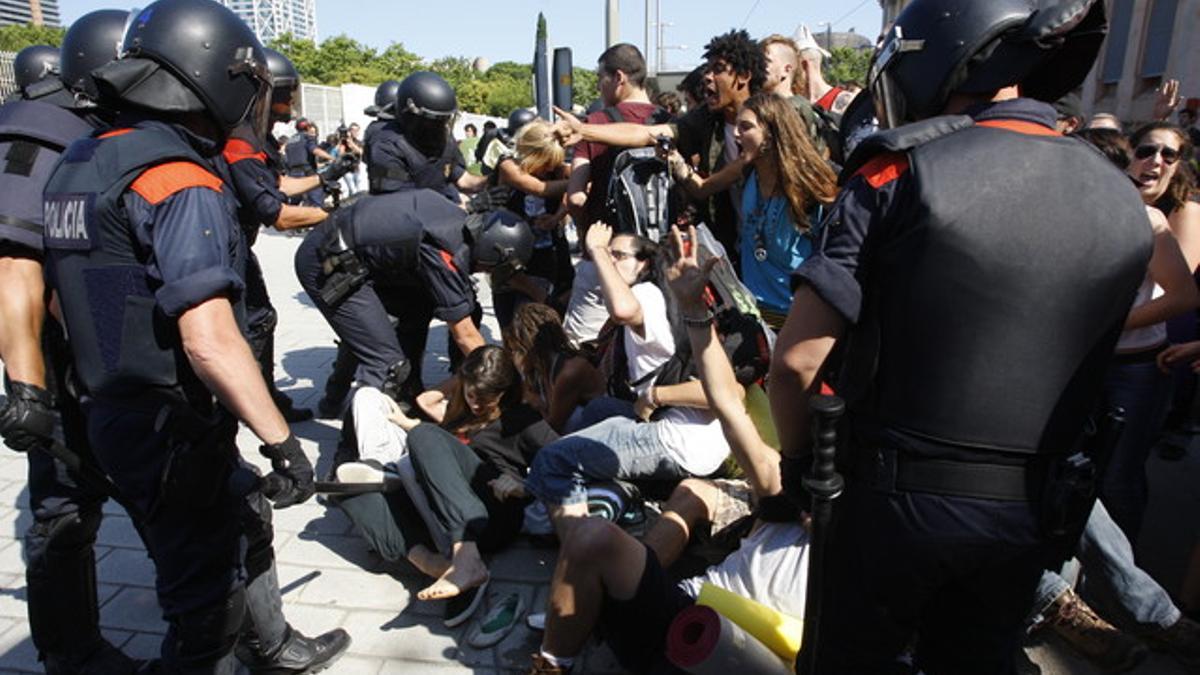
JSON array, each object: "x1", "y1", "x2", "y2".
[{"x1": 6, "y1": 0, "x2": 1200, "y2": 673}]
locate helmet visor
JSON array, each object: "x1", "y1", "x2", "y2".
[
  {"x1": 868, "y1": 25, "x2": 909, "y2": 129},
  {"x1": 229, "y1": 45, "x2": 273, "y2": 131}
]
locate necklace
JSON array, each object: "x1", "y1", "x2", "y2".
[{"x1": 748, "y1": 174, "x2": 783, "y2": 262}]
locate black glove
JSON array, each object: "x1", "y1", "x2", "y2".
[
  {"x1": 465, "y1": 185, "x2": 512, "y2": 214},
  {"x1": 319, "y1": 152, "x2": 358, "y2": 183},
  {"x1": 259, "y1": 434, "x2": 315, "y2": 508},
  {"x1": 0, "y1": 382, "x2": 56, "y2": 453}
]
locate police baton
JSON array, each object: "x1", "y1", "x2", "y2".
[
  {"x1": 40, "y1": 438, "x2": 148, "y2": 523},
  {"x1": 798, "y1": 394, "x2": 845, "y2": 675}
]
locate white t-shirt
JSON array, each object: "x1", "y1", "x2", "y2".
[
  {"x1": 627, "y1": 282, "x2": 730, "y2": 476},
  {"x1": 678, "y1": 522, "x2": 810, "y2": 619}
]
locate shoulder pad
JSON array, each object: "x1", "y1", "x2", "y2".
[
  {"x1": 131, "y1": 161, "x2": 224, "y2": 205},
  {"x1": 223, "y1": 137, "x2": 267, "y2": 165},
  {"x1": 0, "y1": 99, "x2": 93, "y2": 149},
  {"x1": 840, "y1": 115, "x2": 973, "y2": 181}
]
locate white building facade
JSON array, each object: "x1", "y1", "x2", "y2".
[{"x1": 219, "y1": 0, "x2": 318, "y2": 43}]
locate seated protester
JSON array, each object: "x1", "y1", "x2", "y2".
[
  {"x1": 528, "y1": 226, "x2": 806, "y2": 675},
  {"x1": 524, "y1": 225, "x2": 732, "y2": 536},
  {"x1": 482, "y1": 115, "x2": 574, "y2": 325},
  {"x1": 666, "y1": 93, "x2": 838, "y2": 327},
  {"x1": 344, "y1": 346, "x2": 559, "y2": 627},
  {"x1": 504, "y1": 303, "x2": 606, "y2": 434}
]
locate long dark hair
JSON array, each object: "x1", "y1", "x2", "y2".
[
  {"x1": 442, "y1": 345, "x2": 524, "y2": 436},
  {"x1": 505, "y1": 303, "x2": 578, "y2": 398},
  {"x1": 612, "y1": 232, "x2": 661, "y2": 287},
  {"x1": 1131, "y1": 122, "x2": 1197, "y2": 215}
]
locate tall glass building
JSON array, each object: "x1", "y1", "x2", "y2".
[
  {"x1": 0, "y1": 0, "x2": 61, "y2": 27},
  {"x1": 220, "y1": 0, "x2": 318, "y2": 43}
]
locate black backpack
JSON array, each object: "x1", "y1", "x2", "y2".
[{"x1": 601, "y1": 106, "x2": 678, "y2": 242}]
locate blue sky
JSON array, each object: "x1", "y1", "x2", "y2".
[{"x1": 59, "y1": 0, "x2": 883, "y2": 71}]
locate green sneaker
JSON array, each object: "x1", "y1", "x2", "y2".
[{"x1": 466, "y1": 591, "x2": 525, "y2": 648}]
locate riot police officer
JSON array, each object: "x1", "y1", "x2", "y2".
[
  {"x1": 41, "y1": 1, "x2": 325, "y2": 671},
  {"x1": 0, "y1": 14, "x2": 142, "y2": 674},
  {"x1": 295, "y1": 190, "x2": 532, "y2": 406},
  {"x1": 9, "y1": 44, "x2": 61, "y2": 101},
  {"x1": 363, "y1": 78, "x2": 400, "y2": 146},
  {"x1": 767, "y1": 1, "x2": 1153, "y2": 672},
  {"x1": 217, "y1": 47, "x2": 355, "y2": 423},
  {"x1": 366, "y1": 70, "x2": 488, "y2": 200},
  {"x1": 284, "y1": 118, "x2": 334, "y2": 207}
]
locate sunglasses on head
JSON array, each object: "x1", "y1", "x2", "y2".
[{"x1": 1134, "y1": 143, "x2": 1181, "y2": 165}]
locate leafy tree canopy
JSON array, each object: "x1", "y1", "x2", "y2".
[
  {"x1": 267, "y1": 34, "x2": 595, "y2": 116},
  {"x1": 0, "y1": 23, "x2": 66, "y2": 53}
]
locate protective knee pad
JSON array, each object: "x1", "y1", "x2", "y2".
[{"x1": 24, "y1": 509, "x2": 104, "y2": 657}]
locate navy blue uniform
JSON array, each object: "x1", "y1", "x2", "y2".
[
  {"x1": 44, "y1": 121, "x2": 254, "y2": 671},
  {"x1": 285, "y1": 133, "x2": 323, "y2": 207},
  {"x1": 217, "y1": 126, "x2": 294, "y2": 398},
  {"x1": 366, "y1": 121, "x2": 465, "y2": 202},
  {"x1": 792, "y1": 100, "x2": 1151, "y2": 674},
  {"x1": 0, "y1": 97, "x2": 115, "y2": 666},
  {"x1": 295, "y1": 189, "x2": 477, "y2": 392}
]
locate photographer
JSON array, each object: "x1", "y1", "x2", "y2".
[{"x1": 338, "y1": 122, "x2": 364, "y2": 195}]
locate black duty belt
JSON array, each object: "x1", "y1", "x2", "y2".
[{"x1": 864, "y1": 448, "x2": 1038, "y2": 502}]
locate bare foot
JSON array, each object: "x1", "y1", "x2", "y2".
[
  {"x1": 407, "y1": 545, "x2": 451, "y2": 579},
  {"x1": 417, "y1": 557, "x2": 489, "y2": 601}
]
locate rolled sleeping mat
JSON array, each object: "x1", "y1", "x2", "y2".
[
  {"x1": 695, "y1": 582, "x2": 803, "y2": 662},
  {"x1": 666, "y1": 604, "x2": 792, "y2": 675}
]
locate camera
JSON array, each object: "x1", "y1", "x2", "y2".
[
  {"x1": 655, "y1": 134, "x2": 674, "y2": 154},
  {"x1": 337, "y1": 124, "x2": 349, "y2": 140}
]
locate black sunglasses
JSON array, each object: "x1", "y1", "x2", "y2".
[{"x1": 1134, "y1": 143, "x2": 1181, "y2": 165}]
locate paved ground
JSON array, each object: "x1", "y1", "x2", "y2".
[{"x1": 0, "y1": 228, "x2": 1197, "y2": 674}]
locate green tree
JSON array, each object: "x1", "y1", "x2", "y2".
[
  {"x1": 0, "y1": 23, "x2": 66, "y2": 52},
  {"x1": 377, "y1": 43, "x2": 423, "y2": 81},
  {"x1": 824, "y1": 47, "x2": 870, "y2": 87}
]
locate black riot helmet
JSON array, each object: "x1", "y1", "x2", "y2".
[
  {"x1": 59, "y1": 9, "x2": 129, "y2": 105},
  {"x1": 505, "y1": 108, "x2": 537, "y2": 137},
  {"x1": 367, "y1": 79, "x2": 400, "y2": 119},
  {"x1": 395, "y1": 71, "x2": 457, "y2": 120},
  {"x1": 467, "y1": 209, "x2": 534, "y2": 285},
  {"x1": 264, "y1": 47, "x2": 299, "y2": 121},
  {"x1": 868, "y1": 0, "x2": 1107, "y2": 128},
  {"x1": 93, "y1": 0, "x2": 270, "y2": 132},
  {"x1": 13, "y1": 45, "x2": 60, "y2": 93}
]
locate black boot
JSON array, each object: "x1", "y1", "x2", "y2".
[
  {"x1": 43, "y1": 639, "x2": 146, "y2": 675},
  {"x1": 236, "y1": 625, "x2": 351, "y2": 675}
]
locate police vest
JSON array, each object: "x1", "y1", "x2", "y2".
[
  {"x1": 840, "y1": 115, "x2": 1152, "y2": 457},
  {"x1": 337, "y1": 189, "x2": 467, "y2": 287},
  {"x1": 42, "y1": 124, "x2": 235, "y2": 402},
  {"x1": 366, "y1": 123, "x2": 458, "y2": 198},
  {"x1": 284, "y1": 135, "x2": 314, "y2": 176},
  {"x1": 0, "y1": 99, "x2": 93, "y2": 251}
]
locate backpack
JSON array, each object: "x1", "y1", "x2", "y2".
[{"x1": 601, "y1": 106, "x2": 678, "y2": 242}]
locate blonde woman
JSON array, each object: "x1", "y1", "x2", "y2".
[{"x1": 485, "y1": 117, "x2": 574, "y2": 326}]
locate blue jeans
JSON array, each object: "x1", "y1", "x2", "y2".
[
  {"x1": 1099, "y1": 358, "x2": 1173, "y2": 542},
  {"x1": 526, "y1": 399, "x2": 691, "y2": 506},
  {"x1": 1030, "y1": 500, "x2": 1179, "y2": 630}
]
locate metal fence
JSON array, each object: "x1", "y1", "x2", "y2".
[
  {"x1": 0, "y1": 51, "x2": 17, "y2": 101},
  {"x1": 295, "y1": 83, "x2": 344, "y2": 138}
]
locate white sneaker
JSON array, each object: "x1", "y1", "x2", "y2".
[{"x1": 336, "y1": 460, "x2": 395, "y2": 484}]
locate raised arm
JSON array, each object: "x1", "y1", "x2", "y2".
[
  {"x1": 664, "y1": 226, "x2": 781, "y2": 498},
  {"x1": 553, "y1": 105, "x2": 672, "y2": 149}
]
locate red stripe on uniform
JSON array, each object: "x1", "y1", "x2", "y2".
[
  {"x1": 439, "y1": 249, "x2": 459, "y2": 273},
  {"x1": 130, "y1": 162, "x2": 224, "y2": 205},
  {"x1": 853, "y1": 153, "x2": 910, "y2": 189}
]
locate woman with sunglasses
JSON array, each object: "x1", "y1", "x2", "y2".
[{"x1": 1083, "y1": 124, "x2": 1200, "y2": 545}]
